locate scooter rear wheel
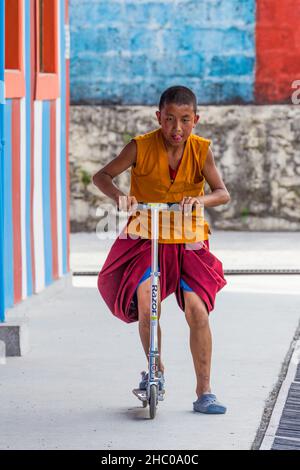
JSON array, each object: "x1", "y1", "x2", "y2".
[{"x1": 149, "y1": 384, "x2": 158, "y2": 419}]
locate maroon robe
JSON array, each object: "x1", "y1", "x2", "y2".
[{"x1": 97, "y1": 228, "x2": 227, "y2": 324}]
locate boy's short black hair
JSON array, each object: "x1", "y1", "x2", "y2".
[{"x1": 159, "y1": 86, "x2": 197, "y2": 114}]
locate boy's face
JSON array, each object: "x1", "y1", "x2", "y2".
[{"x1": 156, "y1": 103, "x2": 199, "y2": 147}]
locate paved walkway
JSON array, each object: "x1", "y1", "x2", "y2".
[
  {"x1": 70, "y1": 231, "x2": 300, "y2": 272},
  {"x1": 0, "y1": 231, "x2": 299, "y2": 450}
]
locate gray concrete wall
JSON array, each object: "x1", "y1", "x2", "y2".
[{"x1": 69, "y1": 105, "x2": 300, "y2": 232}]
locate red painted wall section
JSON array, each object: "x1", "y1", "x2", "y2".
[
  {"x1": 255, "y1": 0, "x2": 300, "y2": 103},
  {"x1": 11, "y1": 99, "x2": 22, "y2": 304}
]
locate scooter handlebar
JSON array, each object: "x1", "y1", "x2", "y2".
[{"x1": 136, "y1": 202, "x2": 183, "y2": 212}]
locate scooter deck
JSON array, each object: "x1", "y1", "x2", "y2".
[
  {"x1": 132, "y1": 388, "x2": 147, "y2": 401},
  {"x1": 132, "y1": 388, "x2": 165, "y2": 401}
]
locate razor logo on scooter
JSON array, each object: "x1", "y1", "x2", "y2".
[{"x1": 151, "y1": 285, "x2": 158, "y2": 317}]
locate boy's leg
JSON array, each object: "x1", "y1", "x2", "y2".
[
  {"x1": 183, "y1": 290, "x2": 212, "y2": 397},
  {"x1": 136, "y1": 277, "x2": 164, "y2": 373}
]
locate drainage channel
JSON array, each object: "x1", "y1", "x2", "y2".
[{"x1": 258, "y1": 335, "x2": 300, "y2": 451}]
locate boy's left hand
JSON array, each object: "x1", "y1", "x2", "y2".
[{"x1": 179, "y1": 196, "x2": 204, "y2": 214}]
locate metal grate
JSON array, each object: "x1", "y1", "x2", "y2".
[
  {"x1": 295, "y1": 363, "x2": 300, "y2": 383},
  {"x1": 271, "y1": 375, "x2": 300, "y2": 449},
  {"x1": 224, "y1": 269, "x2": 300, "y2": 275},
  {"x1": 272, "y1": 437, "x2": 300, "y2": 450}
]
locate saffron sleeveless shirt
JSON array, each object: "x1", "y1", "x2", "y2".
[{"x1": 125, "y1": 128, "x2": 211, "y2": 243}]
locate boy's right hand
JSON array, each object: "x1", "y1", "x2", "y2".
[{"x1": 117, "y1": 195, "x2": 138, "y2": 213}]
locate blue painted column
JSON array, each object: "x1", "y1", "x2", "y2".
[{"x1": 0, "y1": 0, "x2": 5, "y2": 322}]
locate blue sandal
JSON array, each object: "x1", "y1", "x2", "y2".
[{"x1": 193, "y1": 393, "x2": 226, "y2": 414}]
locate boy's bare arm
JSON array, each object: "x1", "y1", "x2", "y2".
[
  {"x1": 92, "y1": 140, "x2": 137, "y2": 208},
  {"x1": 201, "y1": 147, "x2": 230, "y2": 207},
  {"x1": 180, "y1": 147, "x2": 230, "y2": 209}
]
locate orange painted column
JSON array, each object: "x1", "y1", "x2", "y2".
[{"x1": 50, "y1": 100, "x2": 58, "y2": 280}]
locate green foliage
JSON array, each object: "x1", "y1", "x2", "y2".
[
  {"x1": 122, "y1": 133, "x2": 134, "y2": 145},
  {"x1": 80, "y1": 169, "x2": 91, "y2": 186},
  {"x1": 241, "y1": 207, "x2": 249, "y2": 219}
]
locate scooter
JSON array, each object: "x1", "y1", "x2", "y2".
[{"x1": 132, "y1": 202, "x2": 171, "y2": 419}]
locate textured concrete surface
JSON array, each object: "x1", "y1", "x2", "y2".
[
  {"x1": 0, "y1": 231, "x2": 299, "y2": 450},
  {"x1": 0, "y1": 274, "x2": 299, "y2": 450},
  {"x1": 69, "y1": 105, "x2": 300, "y2": 232}
]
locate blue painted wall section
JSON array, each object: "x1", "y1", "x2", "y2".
[
  {"x1": 3, "y1": 101, "x2": 13, "y2": 309},
  {"x1": 42, "y1": 101, "x2": 52, "y2": 287},
  {"x1": 70, "y1": 0, "x2": 255, "y2": 104}
]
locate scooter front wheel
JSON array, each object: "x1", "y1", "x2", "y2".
[{"x1": 149, "y1": 384, "x2": 158, "y2": 419}]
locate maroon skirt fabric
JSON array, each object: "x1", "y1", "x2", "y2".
[{"x1": 97, "y1": 233, "x2": 227, "y2": 324}]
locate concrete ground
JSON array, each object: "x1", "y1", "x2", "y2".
[
  {"x1": 70, "y1": 230, "x2": 300, "y2": 272},
  {"x1": 0, "y1": 231, "x2": 299, "y2": 450}
]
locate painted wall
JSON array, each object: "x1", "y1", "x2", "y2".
[
  {"x1": 1, "y1": 0, "x2": 70, "y2": 321},
  {"x1": 255, "y1": 0, "x2": 300, "y2": 103},
  {"x1": 70, "y1": 0, "x2": 256, "y2": 104},
  {"x1": 70, "y1": 0, "x2": 300, "y2": 105}
]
